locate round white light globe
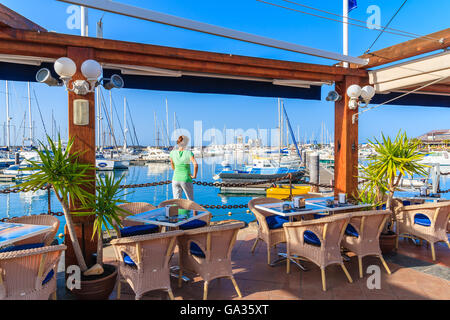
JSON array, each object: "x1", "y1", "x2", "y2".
[
  {"x1": 54, "y1": 57, "x2": 76, "y2": 78},
  {"x1": 346, "y1": 84, "x2": 362, "y2": 98},
  {"x1": 81, "y1": 59, "x2": 102, "y2": 79},
  {"x1": 360, "y1": 85, "x2": 376, "y2": 100}
]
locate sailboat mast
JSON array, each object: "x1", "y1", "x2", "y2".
[
  {"x1": 154, "y1": 111, "x2": 157, "y2": 147},
  {"x1": 165, "y1": 99, "x2": 169, "y2": 146},
  {"x1": 5, "y1": 81, "x2": 10, "y2": 149},
  {"x1": 109, "y1": 91, "x2": 113, "y2": 147},
  {"x1": 27, "y1": 82, "x2": 33, "y2": 145},
  {"x1": 123, "y1": 97, "x2": 127, "y2": 150},
  {"x1": 96, "y1": 87, "x2": 100, "y2": 149}
]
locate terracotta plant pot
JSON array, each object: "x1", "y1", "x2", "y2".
[
  {"x1": 71, "y1": 264, "x2": 118, "y2": 300},
  {"x1": 380, "y1": 232, "x2": 397, "y2": 254}
]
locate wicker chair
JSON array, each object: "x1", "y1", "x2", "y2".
[
  {"x1": 0, "y1": 244, "x2": 66, "y2": 300},
  {"x1": 8, "y1": 215, "x2": 60, "y2": 246},
  {"x1": 283, "y1": 213, "x2": 353, "y2": 291},
  {"x1": 177, "y1": 222, "x2": 244, "y2": 300},
  {"x1": 248, "y1": 197, "x2": 286, "y2": 265},
  {"x1": 341, "y1": 210, "x2": 392, "y2": 278},
  {"x1": 110, "y1": 230, "x2": 183, "y2": 300},
  {"x1": 395, "y1": 201, "x2": 450, "y2": 261},
  {"x1": 158, "y1": 199, "x2": 211, "y2": 229},
  {"x1": 115, "y1": 202, "x2": 160, "y2": 237}
]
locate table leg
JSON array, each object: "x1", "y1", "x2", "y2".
[{"x1": 270, "y1": 253, "x2": 308, "y2": 271}]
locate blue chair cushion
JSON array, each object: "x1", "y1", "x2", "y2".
[
  {"x1": 414, "y1": 213, "x2": 431, "y2": 227},
  {"x1": 189, "y1": 242, "x2": 205, "y2": 258},
  {"x1": 304, "y1": 230, "x2": 321, "y2": 246},
  {"x1": 42, "y1": 269, "x2": 55, "y2": 285},
  {"x1": 345, "y1": 224, "x2": 359, "y2": 237},
  {"x1": 179, "y1": 220, "x2": 207, "y2": 230},
  {"x1": 120, "y1": 224, "x2": 158, "y2": 237},
  {"x1": 122, "y1": 253, "x2": 136, "y2": 267},
  {"x1": 402, "y1": 200, "x2": 411, "y2": 206},
  {"x1": 0, "y1": 242, "x2": 44, "y2": 253},
  {"x1": 265, "y1": 215, "x2": 289, "y2": 230}
]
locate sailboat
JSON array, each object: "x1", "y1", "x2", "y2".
[{"x1": 214, "y1": 100, "x2": 305, "y2": 184}]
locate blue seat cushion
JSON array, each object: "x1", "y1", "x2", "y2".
[
  {"x1": 189, "y1": 242, "x2": 205, "y2": 258},
  {"x1": 122, "y1": 252, "x2": 136, "y2": 267},
  {"x1": 414, "y1": 213, "x2": 431, "y2": 227},
  {"x1": 120, "y1": 224, "x2": 158, "y2": 237},
  {"x1": 402, "y1": 200, "x2": 411, "y2": 206},
  {"x1": 265, "y1": 215, "x2": 289, "y2": 230},
  {"x1": 304, "y1": 230, "x2": 321, "y2": 246},
  {"x1": 0, "y1": 242, "x2": 44, "y2": 253},
  {"x1": 179, "y1": 220, "x2": 207, "y2": 230},
  {"x1": 42, "y1": 269, "x2": 55, "y2": 285},
  {"x1": 345, "y1": 224, "x2": 359, "y2": 237}
]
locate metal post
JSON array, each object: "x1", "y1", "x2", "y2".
[
  {"x1": 309, "y1": 152, "x2": 320, "y2": 193},
  {"x1": 343, "y1": 0, "x2": 349, "y2": 68},
  {"x1": 14, "y1": 152, "x2": 19, "y2": 165}
]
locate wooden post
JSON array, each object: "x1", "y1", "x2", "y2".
[
  {"x1": 334, "y1": 75, "x2": 360, "y2": 199},
  {"x1": 64, "y1": 46, "x2": 97, "y2": 270}
]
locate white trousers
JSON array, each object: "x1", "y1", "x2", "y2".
[{"x1": 172, "y1": 181, "x2": 194, "y2": 200}]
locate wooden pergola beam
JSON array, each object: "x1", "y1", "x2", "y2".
[
  {"x1": 352, "y1": 28, "x2": 450, "y2": 69},
  {"x1": 0, "y1": 27, "x2": 367, "y2": 82}
]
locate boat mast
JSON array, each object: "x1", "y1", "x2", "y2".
[
  {"x1": 109, "y1": 91, "x2": 113, "y2": 147},
  {"x1": 5, "y1": 81, "x2": 10, "y2": 150},
  {"x1": 165, "y1": 98, "x2": 169, "y2": 146},
  {"x1": 123, "y1": 97, "x2": 127, "y2": 150},
  {"x1": 27, "y1": 82, "x2": 33, "y2": 146},
  {"x1": 277, "y1": 98, "x2": 281, "y2": 165},
  {"x1": 154, "y1": 111, "x2": 157, "y2": 147}
]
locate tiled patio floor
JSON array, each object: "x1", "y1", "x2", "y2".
[{"x1": 58, "y1": 222, "x2": 450, "y2": 300}]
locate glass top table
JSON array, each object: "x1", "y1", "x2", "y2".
[
  {"x1": 125, "y1": 207, "x2": 209, "y2": 228},
  {"x1": 0, "y1": 222, "x2": 52, "y2": 248},
  {"x1": 255, "y1": 196, "x2": 371, "y2": 218}
]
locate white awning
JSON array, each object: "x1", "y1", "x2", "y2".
[{"x1": 368, "y1": 51, "x2": 450, "y2": 93}]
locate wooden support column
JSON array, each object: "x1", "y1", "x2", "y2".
[
  {"x1": 64, "y1": 46, "x2": 97, "y2": 270},
  {"x1": 334, "y1": 75, "x2": 361, "y2": 199}
]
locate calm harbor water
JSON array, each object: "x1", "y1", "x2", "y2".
[
  {"x1": 0, "y1": 155, "x2": 257, "y2": 237},
  {"x1": 1, "y1": 155, "x2": 449, "y2": 240}
]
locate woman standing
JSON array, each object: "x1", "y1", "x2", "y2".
[{"x1": 169, "y1": 135, "x2": 198, "y2": 200}]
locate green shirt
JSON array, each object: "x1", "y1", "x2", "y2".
[{"x1": 170, "y1": 150, "x2": 194, "y2": 182}]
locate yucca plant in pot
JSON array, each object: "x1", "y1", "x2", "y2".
[
  {"x1": 17, "y1": 135, "x2": 94, "y2": 272},
  {"x1": 17, "y1": 135, "x2": 129, "y2": 299},
  {"x1": 71, "y1": 173, "x2": 129, "y2": 300},
  {"x1": 358, "y1": 131, "x2": 428, "y2": 253}
]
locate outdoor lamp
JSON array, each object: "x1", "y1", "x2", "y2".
[
  {"x1": 325, "y1": 90, "x2": 341, "y2": 102},
  {"x1": 347, "y1": 84, "x2": 375, "y2": 110},
  {"x1": 103, "y1": 74, "x2": 125, "y2": 90},
  {"x1": 35, "y1": 68, "x2": 62, "y2": 87}
]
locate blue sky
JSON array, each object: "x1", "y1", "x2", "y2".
[{"x1": 0, "y1": 0, "x2": 449, "y2": 146}]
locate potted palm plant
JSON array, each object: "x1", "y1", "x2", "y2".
[
  {"x1": 18, "y1": 135, "x2": 94, "y2": 272},
  {"x1": 71, "y1": 173, "x2": 129, "y2": 300},
  {"x1": 18, "y1": 135, "x2": 128, "y2": 299},
  {"x1": 358, "y1": 131, "x2": 428, "y2": 253}
]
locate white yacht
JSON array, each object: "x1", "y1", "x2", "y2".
[{"x1": 142, "y1": 147, "x2": 171, "y2": 162}]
